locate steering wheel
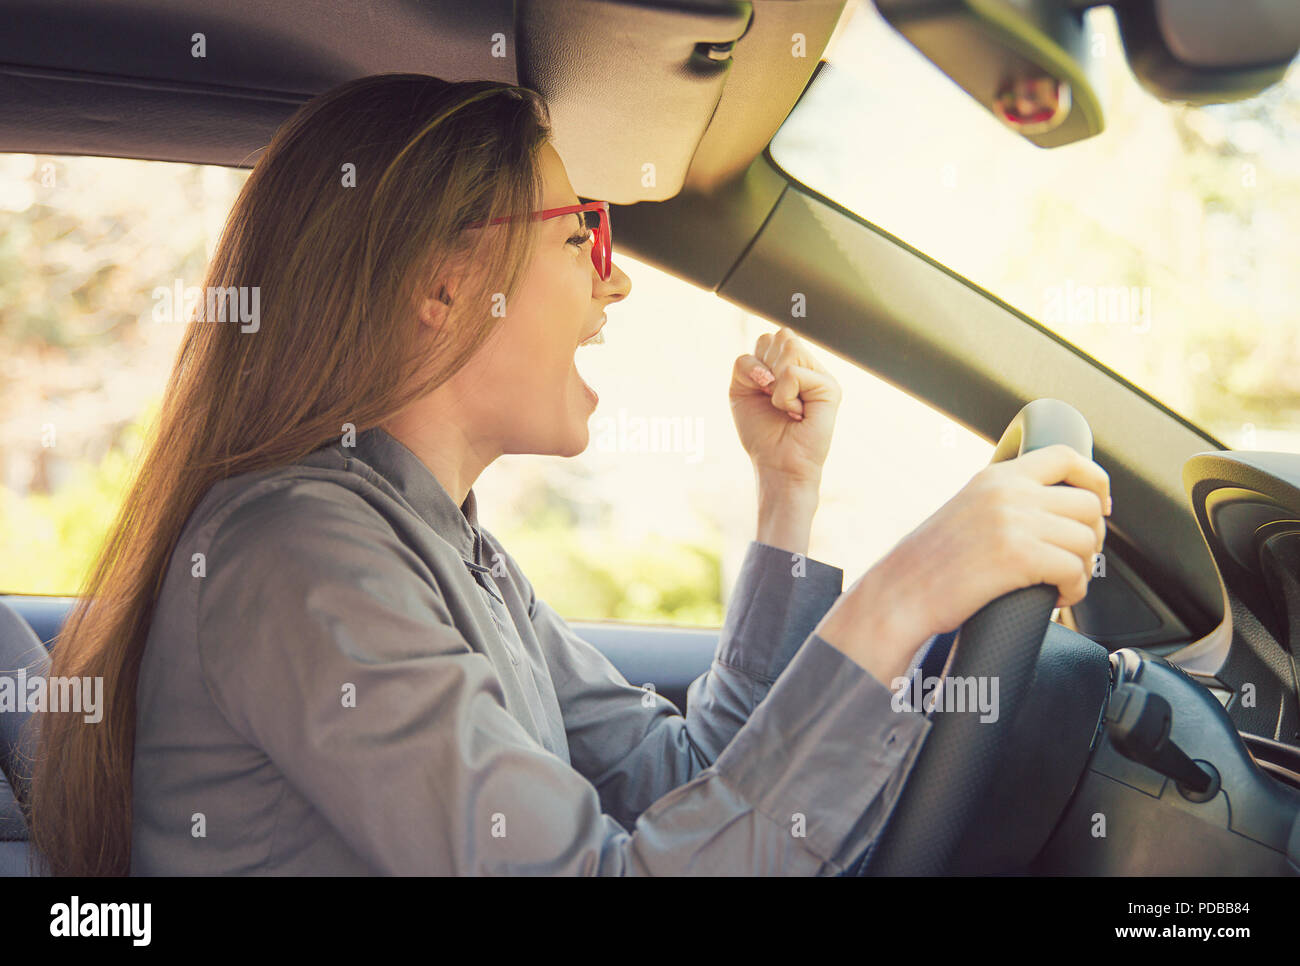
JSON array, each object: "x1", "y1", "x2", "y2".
[{"x1": 856, "y1": 398, "x2": 1094, "y2": 876}]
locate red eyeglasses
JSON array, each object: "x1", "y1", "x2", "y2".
[{"x1": 465, "y1": 200, "x2": 612, "y2": 281}]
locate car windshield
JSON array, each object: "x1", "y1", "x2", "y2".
[{"x1": 771, "y1": 1, "x2": 1300, "y2": 451}]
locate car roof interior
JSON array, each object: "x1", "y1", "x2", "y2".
[{"x1": 0, "y1": 0, "x2": 1234, "y2": 641}]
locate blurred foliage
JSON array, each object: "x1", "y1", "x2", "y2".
[
  {"x1": 0, "y1": 412, "x2": 145, "y2": 595},
  {"x1": 490, "y1": 499, "x2": 724, "y2": 626},
  {"x1": 1, "y1": 395, "x2": 726, "y2": 623}
]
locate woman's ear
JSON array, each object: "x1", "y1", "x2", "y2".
[
  {"x1": 417, "y1": 283, "x2": 454, "y2": 329},
  {"x1": 419, "y1": 246, "x2": 473, "y2": 328}
]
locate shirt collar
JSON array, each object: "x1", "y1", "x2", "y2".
[{"x1": 347, "y1": 426, "x2": 480, "y2": 562}]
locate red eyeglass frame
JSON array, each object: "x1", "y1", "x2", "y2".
[{"x1": 464, "y1": 200, "x2": 612, "y2": 281}]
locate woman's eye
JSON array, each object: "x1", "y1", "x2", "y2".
[{"x1": 567, "y1": 229, "x2": 593, "y2": 247}]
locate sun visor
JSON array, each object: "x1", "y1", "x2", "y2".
[
  {"x1": 0, "y1": 0, "x2": 752, "y2": 199},
  {"x1": 518, "y1": 0, "x2": 753, "y2": 204}
]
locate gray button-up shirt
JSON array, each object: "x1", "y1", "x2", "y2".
[{"x1": 131, "y1": 427, "x2": 930, "y2": 875}]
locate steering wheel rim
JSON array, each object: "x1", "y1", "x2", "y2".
[{"x1": 857, "y1": 398, "x2": 1094, "y2": 876}]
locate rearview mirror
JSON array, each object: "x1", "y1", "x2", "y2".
[{"x1": 873, "y1": 0, "x2": 1106, "y2": 148}]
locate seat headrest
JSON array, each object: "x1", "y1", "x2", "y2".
[{"x1": 0, "y1": 603, "x2": 52, "y2": 807}]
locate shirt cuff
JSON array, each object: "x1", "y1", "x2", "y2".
[
  {"x1": 711, "y1": 632, "x2": 931, "y2": 872},
  {"x1": 715, "y1": 540, "x2": 844, "y2": 683}
]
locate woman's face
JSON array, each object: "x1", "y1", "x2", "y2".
[{"x1": 434, "y1": 141, "x2": 632, "y2": 459}]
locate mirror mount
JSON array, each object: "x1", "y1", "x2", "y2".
[
  {"x1": 1110, "y1": 0, "x2": 1300, "y2": 104},
  {"x1": 872, "y1": 0, "x2": 1300, "y2": 150}
]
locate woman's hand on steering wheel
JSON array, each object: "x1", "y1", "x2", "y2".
[{"x1": 815, "y1": 444, "x2": 1111, "y2": 685}]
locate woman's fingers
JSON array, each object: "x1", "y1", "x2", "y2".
[
  {"x1": 1040, "y1": 484, "x2": 1107, "y2": 553},
  {"x1": 1005, "y1": 444, "x2": 1112, "y2": 515},
  {"x1": 738, "y1": 328, "x2": 839, "y2": 421},
  {"x1": 732, "y1": 352, "x2": 776, "y2": 394},
  {"x1": 1004, "y1": 448, "x2": 1108, "y2": 599},
  {"x1": 769, "y1": 364, "x2": 842, "y2": 420},
  {"x1": 1031, "y1": 510, "x2": 1103, "y2": 573},
  {"x1": 768, "y1": 365, "x2": 806, "y2": 419},
  {"x1": 1031, "y1": 542, "x2": 1093, "y2": 608},
  {"x1": 758, "y1": 327, "x2": 827, "y2": 375}
]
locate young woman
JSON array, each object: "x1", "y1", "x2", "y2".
[{"x1": 29, "y1": 73, "x2": 1109, "y2": 876}]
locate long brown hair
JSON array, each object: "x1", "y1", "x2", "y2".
[{"x1": 27, "y1": 73, "x2": 553, "y2": 875}]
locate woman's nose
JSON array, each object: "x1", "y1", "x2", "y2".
[{"x1": 598, "y1": 259, "x2": 631, "y2": 303}]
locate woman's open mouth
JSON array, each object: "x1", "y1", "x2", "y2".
[
  {"x1": 575, "y1": 312, "x2": 607, "y2": 405},
  {"x1": 578, "y1": 313, "x2": 607, "y2": 347}
]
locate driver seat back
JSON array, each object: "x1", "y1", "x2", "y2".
[{"x1": 0, "y1": 601, "x2": 52, "y2": 876}]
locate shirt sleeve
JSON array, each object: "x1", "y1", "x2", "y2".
[
  {"x1": 195, "y1": 483, "x2": 930, "y2": 875},
  {"x1": 502, "y1": 539, "x2": 850, "y2": 827}
]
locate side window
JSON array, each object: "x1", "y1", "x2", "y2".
[
  {"x1": 1, "y1": 153, "x2": 993, "y2": 624},
  {"x1": 1, "y1": 154, "x2": 245, "y2": 595},
  {"x1": 475, "y1": 256, "x2": 993, "y2": 624}
]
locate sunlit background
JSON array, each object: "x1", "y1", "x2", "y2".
[
  {"x1": 775, "y1": 3, "x2": 1300, "y2": 447},
  {"x1": 3, "y1": 0, "x2": 1297, "y2": 626}
]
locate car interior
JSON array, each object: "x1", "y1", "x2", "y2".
[{"x1": 2, "y1": 0, "x2": 1299, "y2": 876}]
